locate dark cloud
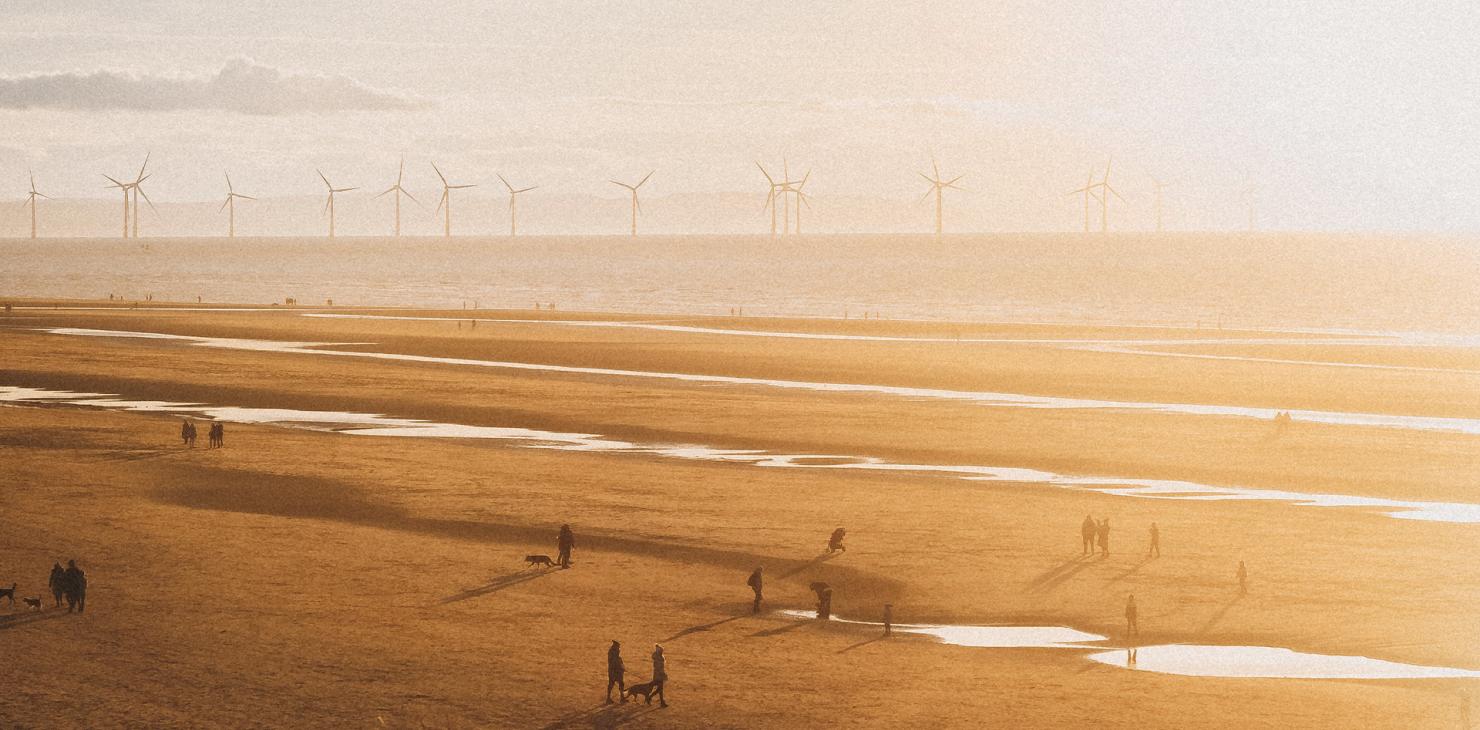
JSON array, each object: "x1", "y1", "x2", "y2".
[{"x1": 0, "y1": 59, "x2": 428, "y2": 114}]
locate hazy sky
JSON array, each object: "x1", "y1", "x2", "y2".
[{"x1": 1, "y1": 1, "x2": 1477, "y2": 232}]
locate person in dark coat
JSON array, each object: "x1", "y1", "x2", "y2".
[
  {"x1": 747, "y1": 567, "x2": 764, "y2": 614},
  {"x1": 827, "y1": 527, "x2": 847, "y2": 553},
  {"x1": 605, "y1": 640, "x2": 625, "y2": 704},
  {"x1": 1081, "y1": 514, "x2": 1097, "y2": 555},
  {"x1": 651, "y1": 644, "x2": 668, "y2": 708},
  {"x1": 48, "y1": 562, "x2": 65, "y2": 608},
  {"x1": 557, "y1": 524, "x2": 575, "y2": 569},
  {"x1": 63, "y1": 560, "x2": 86, "y2": 613}
]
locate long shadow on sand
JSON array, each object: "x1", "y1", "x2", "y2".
[
  {"x1": 778, "y1": 551, "x2": 839, "y2": 579},
  {"x1": 438, "y1": 569, "x2": 556, "y2": 605},
  {"x1": 538, "y1": 701, "x2": 660, "y2": 729},
  {"x1": 0, "y1": 610, "x2": 69, "y2": 631},
  {"x1": 1197, "y1": 594, "x2": 1245, "y2": 634},
  {"x1": 751, "y1": 619, "x2": 812, "y2": 638},
  {"x1": 839, "y1": 636, "x2": 884, "y2": 654},
  {"x1": 663, "y1": 615, "x2": 743, "y2": 642},
  {"x1": 95, "y1": 447, "x2": 193, "y2": 463},
  {"x1": 1102, "y1": 557, "x2": 1154, "y2": 587},
  {"x1": 1025, "y1": 554, "x2": 1098, "y2": 594},
  {"x1": 155, "y1": 467, "x2": 905, "y2": 602}
]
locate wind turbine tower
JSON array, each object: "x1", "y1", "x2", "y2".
[
  {"x1": 498, "y1": 174, "x2": 538, "y2": 237},
  {"x1": 375, "y1": 159, "x2": 417, "y2": 237},
  {"x1": 103, "y1": 174, "x2": 133, "y2": 238},
  {"x1": 1068, "y1": 168, "x2": 1099, "y2": 233},
  {"x1": 318, "y1": 170, "x2": 357, "y2": 238},
  {"x1": 918, "y1": 157, "x2": 965, "y2": 240},
  {"x1": 24, "y1": 171, "x2": 48, "y2": 239},
  {"x1": 609, "y1": 171, "x2": 654, "y2": 237},
  {"x1": 432, "y1": 163, "x2": 475, "y2": 238},
  {"x1": 130, "y1": 154, "x2": 156, "y2": 239},
  {"x1": 220, "y1": 173, "x2": 256, "y2": 238}
]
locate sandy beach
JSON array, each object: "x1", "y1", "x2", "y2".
[{"x1": 1, "y1": 302, "x2": 1477, "y2": 727}]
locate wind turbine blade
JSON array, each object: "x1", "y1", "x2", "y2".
[
  {"x1": 135, "y1": 152, "x2": 151, "y2": 182},
  {"x1": 404, "y1": 189, "x2": 420, "y2": 205},
  {"x1": 376, "y1": 187, "x2": 396, "y2": 198},
  {"x1": 1102, "y1": 158, "x2": 1113, "y2": 184},
  {"x1": 397, "y1": 158, "x2": 405, "y2": 185},
  {"x1": 239, "y1": 194, "x2": 257, "y2": 201},
  {"x1": 756, "y1": 162, "x2": 774, "y2": 186},
  {"x1": 1108, "y1": 185, "x2": 1127, "y2": 203},
  {"x1": 36, "y1": 192, "x2": 50, "y2": 199},
  {"x1": 324, "y1": 195, "x2": 332, "y2": 214},
  {"x1": 516, "y1": 186, "x2": 538, "y2": 194},
  {"x1": 318, "y1": 169, "x2": 330, "y2": 188},
  {"x1": 918, "y1": 172, "x2": 936, "y2": 185},
  {"x1": 431, "y1": 162, "x2": 447, "y2": 185},
  {"x1": 220, "y1": 197, "x2": 231, "y2": 213},
  {"x1": 225, "y1": 172, "x2": 233, "y2": 192},
  {"x1": 450, "y1": 184, "x2": 476, "y2": 189},
  {"x1": 798, "y1": 171, "x2": 810, "y2": 190},
  {"x1": 946, "y1": 175, "x2": 965, "y2": 187},
  {"x1": 138, "y1": 187, "x2": 158, "y2": 214},
  {"x1": 436, "y1": 190, "x2": 447, "y2": 214},
  {"x1": 610, "y1": 180, "x2": 632, "y2": 190},
  {"x1": 919, "y1": 189, "x2": 935, "y2": 205},
  {"x1": 103, "y1": 174, "x2": 126, "y2": 187},
  {"x1": 933, "y1": 156, "x2": 940, "y2": 180},
  {"x1": 498, "y1": 174, "x2": 514, "y2": 192},
  {"x1": 637, "y1": 170, "x2": 654, "y2": 188},
  {"x1": 335, "y1": 187, "x2": 358, "y2": 193}
]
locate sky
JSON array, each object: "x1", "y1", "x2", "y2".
[{"x1": 1, "y1": 1, "x2": 1477, "y2": 233}]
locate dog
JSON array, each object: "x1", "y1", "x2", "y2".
[
  {"x1": 0, "y1": 583, "x2": 14, "y2": 607},
  {"x1": 22, "y1": 597, "x2": 42, "y2": 611},
  {"x1": 524, "y1": 554, "x2": 556, "y2": 569},
  {"x1": 622, "y1": 681, "x2": 659, "y2": 704}
]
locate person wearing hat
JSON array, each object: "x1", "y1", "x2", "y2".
[{"x1": 605, "y1": 640, "x2": 625, "y2": 703}]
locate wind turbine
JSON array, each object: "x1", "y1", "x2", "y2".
[
  {"x1": 1095, "y1": 159, "x2": 1125, "y2": 234},
  {"x1": 318, "y1": 170, "x2": 356, "y2": 238},
  {"x1": 497, "y1": 174, "x2": 537, "y2": 237},
  {"x1": 129, "y1": 153, "x2": 156, "y2": 239},
  {"x1": 431, "y1": 163, "x2": 475, "y2": 238},
  {"x1": 220, "y1": 173, "x2": 256, "y2": 238},
  {"x1": 102, "y1": 174, "x2": 132, "y2": 238},
  {"x1": 609, "y1": 171, "x2": 653, "y2": 237},
  {"x1": 757, "y1": 162, "x2": 781, "y2": 237},
  {"x1": 375, "y1": 159, "x2": 418, "y2": 236},
  {"x1": 1150, "y1": 176, "x2": 1169, "y2": 233},
  {"x1": 1067, "y1": 168, "x2": 1099, "y2": 233},
  {"x1": 918, "y1": 157, "x2": 965, "y2": 239},
  {"x1": 790, "y1": 171, "x2": 812, "y2": 235},
  {"x1": 23, "y1": 171, "x2": 48, "y2": 239}
]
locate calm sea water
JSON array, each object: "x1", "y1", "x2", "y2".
[{"x1": 4, "y1": 233, "x2": 1478, "y2": 332}]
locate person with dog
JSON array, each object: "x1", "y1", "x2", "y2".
[
  {"x1": 651, "y1": 644, "x2": 668, "y2": 708},
  {"x1": 747, "y1": 567, "x2": 764, "y2": 614},
  {"x1": 63, "y1": 559, "x2": 85, "y2": 613},
  {"x1": 48, "y1": 561, "x2": 65, "y2": 607},
  {"x1": 605, "y1": 640, "x2": 625, "y2": 704},
  {"x1": 557, "y1": 524, "x2": 575, "y2": 569}
]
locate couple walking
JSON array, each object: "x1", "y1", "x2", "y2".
[
  {"x1": 1081, "y1": 515, "x2": 1111, "y2": 556},
  {"x1": 47, "y1": 560, "x2": 86, "y2": 612},
  {"x1": 606, "y1": 640, "x2": 668, "y2": 707}
]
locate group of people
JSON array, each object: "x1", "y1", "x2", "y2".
[
  {"x1": 605, "y1": 640, "x2": 668, "y2": 707},
  {"x1": 179, "y1": 419, "x2": 225, "y2": 448},
  {"x1": 44, "y1": 560, "x2": 87, "y2": 613},
  {"x1": 1272, "y1": 411, "x2": 1295, "y2": 436},
  {"x1": 1080, "y1": 515, "x2": 1112, "y2": 556}
]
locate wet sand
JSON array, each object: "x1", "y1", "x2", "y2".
[{"x1": 1, "y1": 302, "x2": 1478, "y2": 727}]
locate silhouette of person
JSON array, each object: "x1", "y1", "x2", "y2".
[
  {"x1": 557, "y1": 524, "x2": 575, "y2": 569},
  {"x1": 48, "y1": 562, "x2": 65, "y2": 608},
  {"x1": 181, "y1": 418, "x2": 192, "y2": 447},
  {"x1": 827, "y1": 527, "x2": 847, "y2": 553},
  {"x1": 818, "y1": 587, "x2": 833, "y2": 620},
  {"x1": 63, "y1": 559, "x2": 86, "y2": 613},
  {"x1": 605, "y1": 640, "x2": 625, "y2": 704},
  {"x1": 747, "y1": 567, "x2": 763, "y2": 614},
  {"x1": 651, "y1": 644, "x2": 668, "y2": 708},
  {"x1": 1125, "y1": 594, "x2": 1138, "y2": 636},
  {"x1": 1147, "y1": 522, "x2": 1160, "y2": 558},
  {"x1": 1237, "y1": 561, "x2": 1247, "y2": 595},
  {"x1": 1097, "y1": 519, "x2": 1110, "y2": 556},
  {"x1": 1081, "y1": 514, "x2": 1096, "y2": 555},
  {"x1": 883, "y1": 603, "x2": 893, "y2": 637}
]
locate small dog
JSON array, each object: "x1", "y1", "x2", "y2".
[
  {"x1": 0, "y1": 583, "x2": 14, "y2": 606},
  {"x1": 524, "y1": 554, "x2": 556, "y2": 569},
  {"x1": 622, "y1": 681, "x2": 659, "y2": 704},
  {"x1": 22, "y1": 597, "x2": 42, "y2": 611}
]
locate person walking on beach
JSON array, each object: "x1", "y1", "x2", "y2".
[
  {"x1": 1125, "y1": 594, "x2": 1138, "y2": 637},
  {"x1": 817, "y1": 587, "x2": 833, "y2": 620},
  {"x1": 651, "y1": 644, "x2": 668, "y2": 708},
  {"x1": 1081, "y1": 515, "x2": 1096, "y2": 555},
  {"x1": 557, "y1": 524, "x2": 575, "y2": 569},
  {"x1": 747, "y1": 567, "x2": 764, "y2": 614},
  {"x1": 605, "y1": 640, "x2": 625, "y2": 704},
  {"x1": 63, "y1": 560, "x2": 86, "y2": 613},
  {"x1": 1147, "y1": 522, "x2": 1160, "y2": 558},
  {"x1": 1237, "y1": 561, "x2": 1248, "y2": 595},
  {"x1": 1097, "y1": 519, "x2": 1111, "y2": 557},
  {"x1": 180, "y1": 419, "x2": 192, "y2": 447},
  {"x1": 48, "y1": 561, "x2": 65, "y2": 608}
]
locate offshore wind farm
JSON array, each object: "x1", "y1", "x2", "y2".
[{"x1": 3, "y1": 3, "x2": 1480, "y2": 729}]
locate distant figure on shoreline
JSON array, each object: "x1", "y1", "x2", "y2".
[
  {"x1": 180, "y1": 419, "x2": 194, "y2": 447},
  {"x1": 747, "y1": 567, "x2": 763, "y2": 614},
  {"x1": 1125, "y1": 594, "x2": 1138, "y2": 637},
  {"x1": 63, "y1": 560, "x2": 86, "y2": 613},
  {"x1": 48, "y1": 562, "x2": 65, "y2": 608},
  {"x1": 605, "y1": 640, "x2": 625, "y2": 704},
  {"x1": 651, "y1": 644, "x2": 668, "y2": 708},
  {"x1": 1147, "y1": 522, "x2": 1160, "y2": 558},
  {"x1": 1081, "y1": 514, "x2": 1096, "y2": 555},
  {"x1": 1097, "y1": 519, "x2": 1110, "y2": 557},
  {"x1": 883, "y1": 603, "x2": 893, "y2": 637},
  {"x1": 557, "y1": 524, "x2": 575, "y2": 569},
  {"x1": 208, "y1": 422, "x2": 224, "y2": 449},
  {"x1": 827, "y1": 527, "x2": 847, "y2": 554},
  {"x1": 1237, "y1": 561, "x2": 1248, "y2": 595},
  {"x1": 817, "y1": 587, "x2": 833, "y2": 621}
]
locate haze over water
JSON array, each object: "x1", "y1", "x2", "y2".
[{"x1": 7, "y1": 233, "x2": 1480, "y2": 333}]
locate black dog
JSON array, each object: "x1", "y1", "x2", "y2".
[
  {"x1": 22, "y1": 597, "x2": 42, "y2": 611},
  {"x1": 622, "y1": 681, "x2": 659, "y2": 704},
  {"x1": 0, "y1": 583, "x2": 14, "y2": 607},
  {"x1": 525, "y1": 554, "x2": 556, "y2": 569}
]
